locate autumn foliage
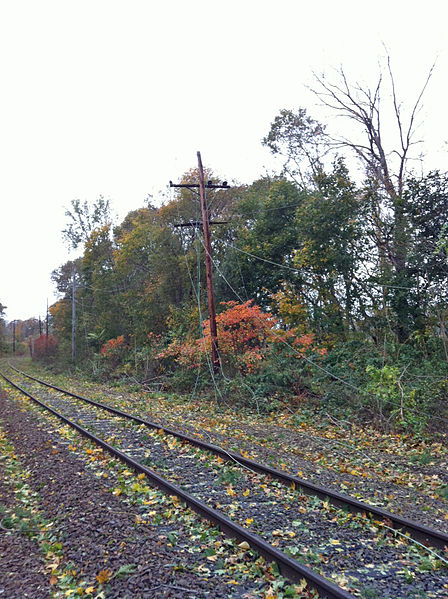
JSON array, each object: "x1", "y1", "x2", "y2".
[
  {"x1": 100, "y1": 335, "x2": 128, "y2": 368},
  {"x1": 33, "y1": 334, "x2": 58, "y2": 360},
  {"x1": 158, "y1": 300, "x2": 324, "y2": 374}
]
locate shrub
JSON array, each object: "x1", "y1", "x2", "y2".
[{"x1": 33, "y1": 334, "x2": 58, "y2": 362}]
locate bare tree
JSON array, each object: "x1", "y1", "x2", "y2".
[{"x1": 311, "y1": 57, "x2": 434, "y2": 202}]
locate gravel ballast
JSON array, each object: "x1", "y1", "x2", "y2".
[
  {"x1": 0, "y1": 387, "x2": 283, "y2": 598},
  {"x1": 2, "y1": 373, "x2": 448, "y2": 598}
]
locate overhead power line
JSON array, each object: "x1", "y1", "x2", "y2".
[{"x1": 199, "y1": 235, "x2": 448, "y2": 425}]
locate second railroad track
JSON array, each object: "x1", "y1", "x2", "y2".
[{"x1": 2, "y1": 364, "x2": 448, "y2": 598}]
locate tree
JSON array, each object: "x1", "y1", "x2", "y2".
[
  {"x1": 310, "y1": 60, "x2": 434, "y2": 340},
  {"x1": 404, "y1": 172, "x2": 448, "y2": 357},
  {"x1": 262, "y1": 108, "x2": 327, "y2": 187},
  {"x1": 114, "y1": 206, "x2": 189, "y2": 341},
  {"x1": 217, "y1": 179, "x2": 305, "y2": 306},
  {"x1": 51, "y1": 258, "x2": 83, "y2": 295},
  {"x1": 292, "y1": 159, "x2": 365, "y2": 338},
  {"x1": 265, "y1": 58, "x2": 435, "y2": 341},
  {"x1": 62, "y1": 196, "x2": 113, "y2": 250}
]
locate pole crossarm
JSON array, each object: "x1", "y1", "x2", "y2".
[
  {"x1": 173, "y1": 221, "x2": 229, "y2": 228},
  {"x1": 170, "y1": 181, "x2": 230, "y2": 190}
]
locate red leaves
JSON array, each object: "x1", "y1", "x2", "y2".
[
  {"x1": 101, "y1": 335, "x2": 125, "y2": 357},
  {"x1": 33, "y1": 334, "x2": 58, "y2": 359},
  {"x1": 156, "y1": 300, "x2": 327, "y2": 374}
]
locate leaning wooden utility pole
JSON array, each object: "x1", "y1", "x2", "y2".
[{"x1": 170, "y1": 151, "x2": 230, "y2": 374}]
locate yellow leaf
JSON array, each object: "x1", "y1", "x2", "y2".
[
  {"x1": 294, "y1": 578, "x2": 308, "y2": 592},
  {"x1": 238, "y1": 541, "x2": 250, "y2": 550},
  {"x1": 243, "y1": 488, "x2": 250, "y2": 496},
  {"x1": 245, "y1": 518, "x2": 254, "y2": 525},
  {"x1": 207, "y1": 554, "x2": 218, "y2": 561},
  {"x1": 96, "y1": 569, "x2": 113, "y2": 584},
  {"x1": 137, "y1": 473, "x2": 145, "y2": 480},
  {"x1": 112, "y1": 488, "x2": 122, "y2": 496}
]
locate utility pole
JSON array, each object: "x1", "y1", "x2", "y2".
[
  {"x1": 72, "y1": 267, "x2": 76, "y2": 362},
  {"x1": 45, "y1": 299, "x2": 49, "y2": 353},
  {"x1": 170, "y1": 151, "x2": 230, "y2": 374},
  {"x1": 12, "y1": 320, "x2": 16, "y2": 354},
  {"x1": 39, "y1": 316, "x2": 42, "y2": 336}
]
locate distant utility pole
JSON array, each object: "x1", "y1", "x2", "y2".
[
  {"x1": 12, "y1": 320, "x2": 16, "y2": 354},
  {"x1": 45, "y1": 299, "x2": 49, "y2": 352},
  {"x1": 39, "y1": 316, "x2": 42, "y2": 336},
  {"x1": 72, "y1": 268, "x2": 76, "y2": 362},
  {"x1": 170, "y1": 151, "x2": 230, "y2": 374}
]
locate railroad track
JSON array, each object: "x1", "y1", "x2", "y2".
[{"x1": 1, "y1": 365, "x2": 448, "y2": 598}]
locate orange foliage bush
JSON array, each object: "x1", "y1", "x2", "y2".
[
  {"x1": 101, "y1": 335, "x2": 126, "y2": 357},
  {"x1": 157, "y1": 300, "x2": 326, "y2": 374}
]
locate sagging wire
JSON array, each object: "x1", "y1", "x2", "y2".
[
  {"x1": 380, "y1": 523, "x2": 448, "y2": 567},
  {"x1": 221, "y1": 240, "x2": 419, "y2": 291},
  {"x1": 199, "y1": 236, "x2": 448, "y2": 426},
  {"x1": 193, "y1": 234, "x2": 223, "y2": 405},
  {"x1": 195, "y1": 240, "x2": 448, "y2": 569},
  {"x1": 174, "y1": 187, "x2": 225, "y2": 407},
  {"x1": 174, "y1": 192, "x2": 203, "y2": 407},
  {"x1": 200, "y1": 427, "x2": 263, "y2": 477}
]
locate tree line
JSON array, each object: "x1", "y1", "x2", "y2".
[{"x1": 45, "y1": 63, "x2": 448, "y2": 431}]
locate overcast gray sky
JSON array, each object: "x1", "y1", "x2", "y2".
[{"x1": 1, "y1": 0, "x2": 447, "y2": 321}]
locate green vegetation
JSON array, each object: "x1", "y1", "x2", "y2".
[{"x1": 33, "y1": 66, "x2": 448, "y2": 435}]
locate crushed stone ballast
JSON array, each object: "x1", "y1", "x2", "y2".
[
  {"x1": 1, "y1": 369, "x2": 356, "y2": 599},
  {"x1": 8, "y1": 362, "x2": 448, "y2": 553}
]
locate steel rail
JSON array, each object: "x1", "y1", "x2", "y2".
[
  {"x1": 0, "y1": 370, "x2": 355, "y2": 599},
  {"x1": 8, "y1": 363, "x2": 448, "y2": 551}
]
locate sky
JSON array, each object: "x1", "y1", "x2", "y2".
[{"x1": 0, "y1": 0, "x2": 447, "y2": 322}]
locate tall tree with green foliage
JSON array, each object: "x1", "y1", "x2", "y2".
[
  {"x1": 265, "y1": 60, "x2": 434, "y2": 342},
  {"x1": 217, "y1": 179, "x2": 305, "y2": 306},
  {"x1": 293, "y1": 159, "x2": 365, "y2": 338}
]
